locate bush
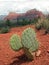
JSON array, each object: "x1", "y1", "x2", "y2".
[
  {"x1": 35, "y1": 19, "x2": 42, "y2": 30},
  {"x1": 35, "y1": 18, "x2": 49, "y2": 34},
  {"x1": 5, "y1": 19, "x2": 11, "y2": 27},
  {"x1": 35, "y1": 23, "x2": 42, "y2": 30},
  {"x1": 42, "y1": 19, "x2": 49, "y2": 34},
  {"x1": 17, "y1": 19, "x2": 30, "y2": 26},
  {"x1": 0, "y1": 26, "x2": 10, "y2": 33},
  {"x1": 42, "y1": 19, "x2": 49, "y2": 29},
  {"x1": 17, "y1": 18, "x2": 39, "y2": 26}
]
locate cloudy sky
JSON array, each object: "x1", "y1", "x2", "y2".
[{"x1": 0, "y1": 0, "x2": 49, "y2": 15}]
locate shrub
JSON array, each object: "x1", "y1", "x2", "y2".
[
  {"x1": 35, "y1": 23, "x2": 42, "y2": 30},
  {"x1": 35, "y1": 18, "x2": 49, "y2": 34},
  {"x1": 0, "y1": 26, "x2": 10, "y2": 33},
  {"x1": 35, "y1": 18, "x2": 43, "y2": 30},
  {"x1": 42, "y1": 19, "x2": 49, "y2": 34},
  {"x1": 5, "y1": 19, "x2": 11, "y2": 27},
  {"x1": 17, "y1": 19, "x2": 30, "y2": 26},
  {"x1": 10, "y1": 27, "x2": 39, "y2": 60},
  {"x1": 17, "y1": 18, "x2": 39, "y2": 26}
]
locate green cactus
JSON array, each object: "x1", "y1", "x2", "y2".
[
  {"x1": 9, "y1": 27, "x2": 39, "y2": 60},
  {"x1": 21, "y1": 27, "x2": 39, "y2": 52},
  {"x1": 21, "y1": 27, "x2": 39, "y2": 60},
  {"x1": 10, "y1": 34, "x2": 22, "y2": 51}
]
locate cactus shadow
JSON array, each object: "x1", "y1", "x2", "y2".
[{"x1": 9, "y1": 54, "x2": 32, "y2": 65}]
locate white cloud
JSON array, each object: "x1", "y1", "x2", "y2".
[{"x1": 0, "y1": 0, "x2": 49, "y2": 15}]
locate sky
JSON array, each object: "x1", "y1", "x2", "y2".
[{"x1": 0, "y1": 0, "x2": 49, "y2": 15}]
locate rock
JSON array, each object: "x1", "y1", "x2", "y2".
[{"x1": 35, "y1": 50, "x2": 41, "y2": 57}]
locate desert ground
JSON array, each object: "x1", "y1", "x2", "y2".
[{"x1": 0, "y1": 25, "x2": 49, "y2": 65}]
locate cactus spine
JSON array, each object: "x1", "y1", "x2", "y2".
[
  {"x1": 10, "y1": 27, "x2": 39, "y2": 60},
  {"x1": 21, "y1": 27, "x2": 39, "y2": 60},
  {"x1": 10, "y1": 34, "x2": 22, "y2": 51},
  {"x1": 22, "y1": 27, "x2": 39, "y2": 52}
]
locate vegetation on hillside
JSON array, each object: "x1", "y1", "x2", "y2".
[
  {"x1": 35, "y1": 17, "x2": 49, "y2": 34},
  {"x1": 0, "y1": 26, "x2": 10, "y2": 33},
  {"x1": 0, "y1": 15, "x2": 49, "y2": 34}
]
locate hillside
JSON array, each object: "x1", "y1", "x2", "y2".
[
  {"x1": 4, "y1": 9, "x2": 44, "y2": 20},
  {"x1": 0, "y1": 25, "x2": 49, "y2": 65}
]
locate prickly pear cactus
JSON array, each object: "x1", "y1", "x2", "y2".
[
  {"x1": 21, "y1": 27, "x2": 39, "y2": 52},
  {"x1": 10, "y1": 34, "x2": 22, "y2": 51},
  {"x1": 9, "y1": 28, "x2": 39, "y2": 60}
]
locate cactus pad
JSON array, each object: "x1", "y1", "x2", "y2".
[
  {"x1": 10, "y1": 34, "x2": 22, "y2": 51},
  {"x1": 22, "y1": 27, "x2": 39, "y2": 52}
]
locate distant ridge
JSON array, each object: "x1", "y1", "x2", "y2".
[
  {"x1": 4, "y1": 12, "x2": 20, "y2": 20},
  {"x1": 1, "y1": 9, "x2": 45, "y2": 20}
]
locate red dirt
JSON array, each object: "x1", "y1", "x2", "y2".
[{"x1": 0, "y1": 25, "x2": 49, "y2": 65}]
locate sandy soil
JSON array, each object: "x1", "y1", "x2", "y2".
[{"x1": 0, "y1": 25, "x2": 49, "y2": 65}]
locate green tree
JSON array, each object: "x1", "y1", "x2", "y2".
[{"x1": 6, "y1": 19, "x2": 11, "y2": 27}]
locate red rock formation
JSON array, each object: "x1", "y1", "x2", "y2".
[
  {"x1": 4, "y1": 9, "x2": 44, "y2": 20},
  {"x1": 4, "y1": 12, "x2": 20, "y2": 20}
]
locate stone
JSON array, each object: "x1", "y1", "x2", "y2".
[{"x1": 35, "y1": 50, "x2": 41, "y2": 57}]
